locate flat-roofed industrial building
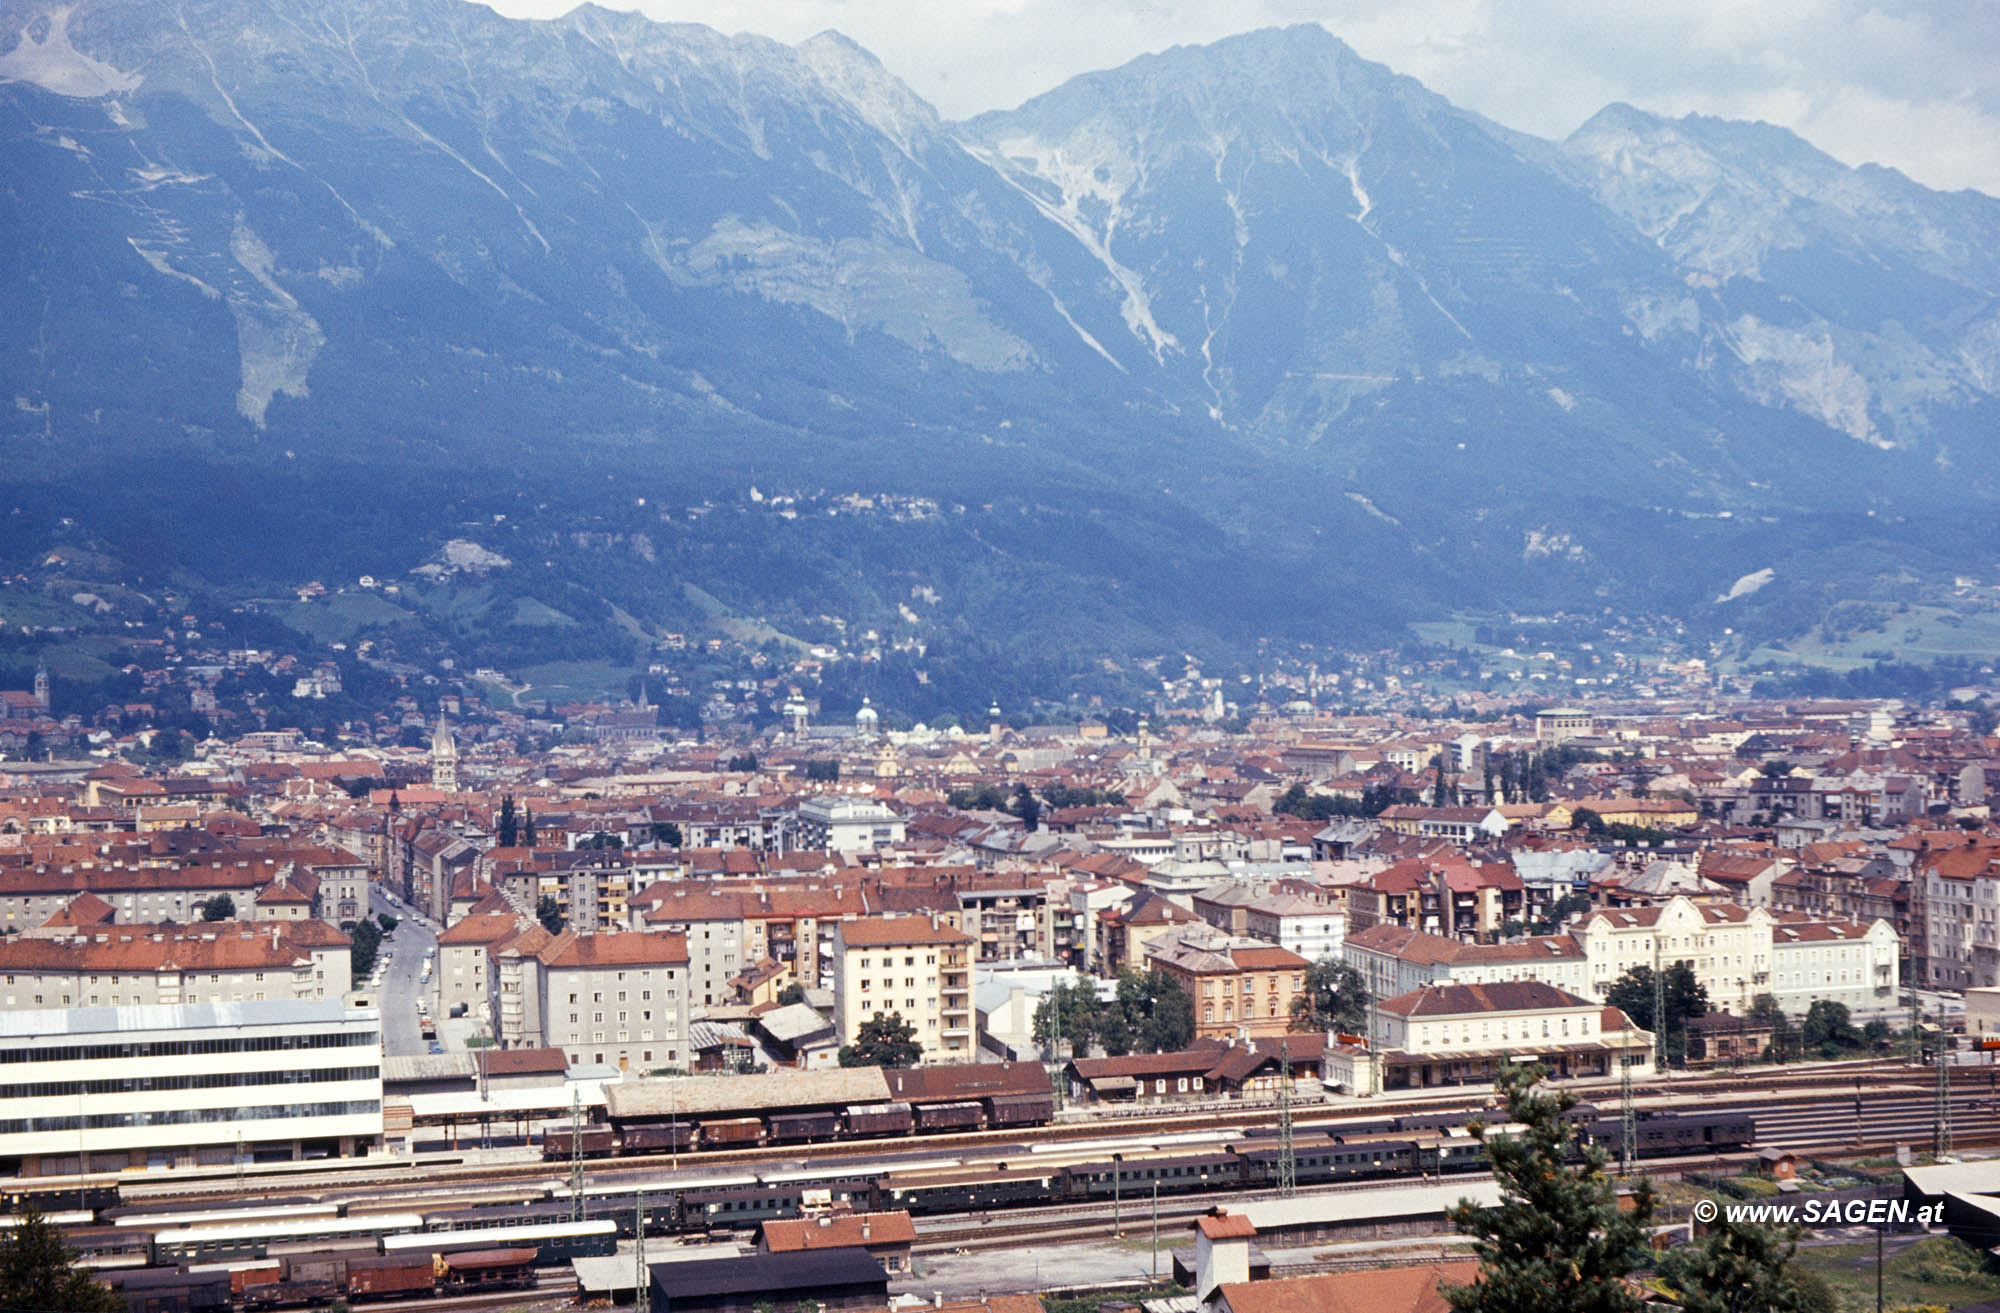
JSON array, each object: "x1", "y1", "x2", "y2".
[{"x1": 0, "y1": 999, "x2": 383, "y2": 1176}]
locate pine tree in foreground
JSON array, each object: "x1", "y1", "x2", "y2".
[{"x1": 1443, "y1": 1063, "x2": 1655, "y2": 1313}]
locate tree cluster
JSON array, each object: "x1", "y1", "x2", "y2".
[
  {"x1": 1605, "y1": 962, "x2": 1708, "y2": 1067},
  {"x1": 946, "y1": 783, "x2": 1056, "y2": 832},
  {"x1": 536, "y1": 895, "x2": 567, "y2": 936},
  {"x1": 1571, "y1": 808, "x2": 1679, "y2": 847},
  {"x1": 1272, "y1": 781, "x2": 1416, "y2": 822},
  {"x1": 1289, "y1": 959, "x2": 1369, "y2": 1035},
  {"x1": 349, "y1": 917, "x2": 384, "y2": 979},
  {"x1": 1039, "y1": 784, "x2": 1126, "y2": 809},
  {"x1": 838, "y1": 1011, "x2": 922, "y2": 1068},
  {"x1": 1032, "y1": 970, "x2": 1194, "y2": 1057},
  {"x1": 198, "y1": 894, "x2": 236, "y2": 922},
  {"x1": 1499, "y1": 891, "x2": 1594, "y2": 940}
]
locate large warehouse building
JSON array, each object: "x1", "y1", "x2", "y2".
[{"x1": 0, "y1": 999, "x2": 384, "y2": 1176}]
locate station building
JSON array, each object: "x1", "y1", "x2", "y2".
[
  {"x1": 1372, "y1": 980, "x2": 1655, "y2": 1090},
  {"x1": 0, "y1": 999, "x2": 383, "y2": 1176}
]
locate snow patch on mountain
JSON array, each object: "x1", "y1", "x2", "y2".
[
  {"x1": 1523, "y1": 528, "x2": 1588, "y2": 562},
  {"x1": 1345, "y1": 492, "x2": 1401, "y2": 526},
  {"x1": 127, "y1": 239, "x2": 219, "y2": 300},
  {"x1": 966, "y1": 134, "x2": 1178, "y2": 362},
  {"x1": 1621, "y1": 292, "x2": 1699, "y2": 344},
  {"x1": 1717, "y1": 567, "x2": 1774, "y2": 602},
  {"x1": 672, "y1": 217, "x2": 1034, "y2": 371},
  {"x1": 0, "y1": 6, "x2": 140, "y2": 98}
]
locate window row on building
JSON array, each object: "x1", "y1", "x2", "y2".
[
  {"x1": 3, "y1": 1028, "x2": 378, "y2": 1065},
  {"x1": 3, "y1": 1098, "x2": 380, "y2": 1135},
  {"x1": 1, "y1": 1065, "x2": 379, "y2": 1100}
]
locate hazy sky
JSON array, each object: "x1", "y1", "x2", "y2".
[{"x1": 479, "y1": 0, "x2": 2000, "y2": 198}]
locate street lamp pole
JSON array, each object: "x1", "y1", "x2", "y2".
[{"x1": 1151, "y1": 1181, "x2": 1159, "y2": 1278}]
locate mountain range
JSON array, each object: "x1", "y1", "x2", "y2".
[{"x1": 4, "y1": 0, "x2": 1999, "y2": 703}]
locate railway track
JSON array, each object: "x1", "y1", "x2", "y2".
[
  {"x1": 102, "y1": 1059, "x2": 1914, "y2": 1201},
  {"x1": 339, "y1": 1271, "x2": 576, "y2": 1313},
  {"x1": 76, "y1": 1060, "x2": 1989, "y2": 1224}
]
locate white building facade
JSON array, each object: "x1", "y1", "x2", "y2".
[
  {"x1": 792, "y1": 797, "x2": 906, "y2": 854},
  {"x1": 1245, "y1": 895, "x2": 1347, "y2": 964},
  {"x1": 0, "y1": 1000, "x2": 383, "y2": 1176},
  {"x1": 1768, "y1": 920, "x2": 1900, "y2": 1017}
]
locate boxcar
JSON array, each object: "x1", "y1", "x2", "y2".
[
  {"x1": 986, "y1": 1093, "x2": 1055, "y2": 1127},
  {"x1": 110, "y1": 1267, "x2": 231, "y2": 1313},
  {"x1": 768, "y1": 1111, "x2": 843, "y2": 1143},
  {"x1": 914, "y1": 1100, "x2": 983, "y2": 1132},
  {"x1": 699, "y1": 1117, "x2": 765, "y2": 1148},
  {"x1": 241, "y1": 1280, "x2": 337, "y2": 1308},
  {"x1": 345, "y1": 1254, "x2": 436, "y2": 1299},
  {"x1": 621, "y1": 1122, "x2": 695, "y2": 1153},
  {"x1": 285, "y1": 1249, "x2": 373, "y2": 1288},
  {"x1": 846, "y1": 1103, "x2": 914, "y2": 1136},
  {"x1": 540, "y1": 1127, "x2": 617, "y2": 1161}
]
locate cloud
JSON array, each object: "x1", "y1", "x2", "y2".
[{"x1": 478, "y1": 0, "x2": 2000, "y2": 196}]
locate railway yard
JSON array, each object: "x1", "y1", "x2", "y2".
[{"x1": 9, "y1": 1057, "x2": 1999, "y2": 1312}]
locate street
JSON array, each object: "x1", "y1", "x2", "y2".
[{"x1": 368, "y1": 882, "x2": 438, "y2": 1057}]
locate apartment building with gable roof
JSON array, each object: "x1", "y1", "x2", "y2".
[
  {"x1": 524, "y1": 930, "x2": 691, "y2": 1073},
  {"x1": 829, "y1": 916, "x2": 974, "y2": 1062},
  {"x1": 1146, "y1": 929, "x2": 1309, "y2": 1041},
  {"x1": 0, "y1": 919, "x2": 352, "y2": 1009}
]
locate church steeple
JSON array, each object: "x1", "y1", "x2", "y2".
[
  {"x1": 33, "y1": 660, "x2": 49, "y2": 710},
  {"x1": 431, "y1": 711, "x2": 458, "y2": 793}
]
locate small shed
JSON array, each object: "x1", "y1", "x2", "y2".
[{"x1": 1756, "y1": 1147, "x2": 1799, "y2": 1181}]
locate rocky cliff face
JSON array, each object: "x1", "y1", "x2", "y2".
[{"x1": 4, "y1": 1, "x2": 1998, "y2": 658}]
